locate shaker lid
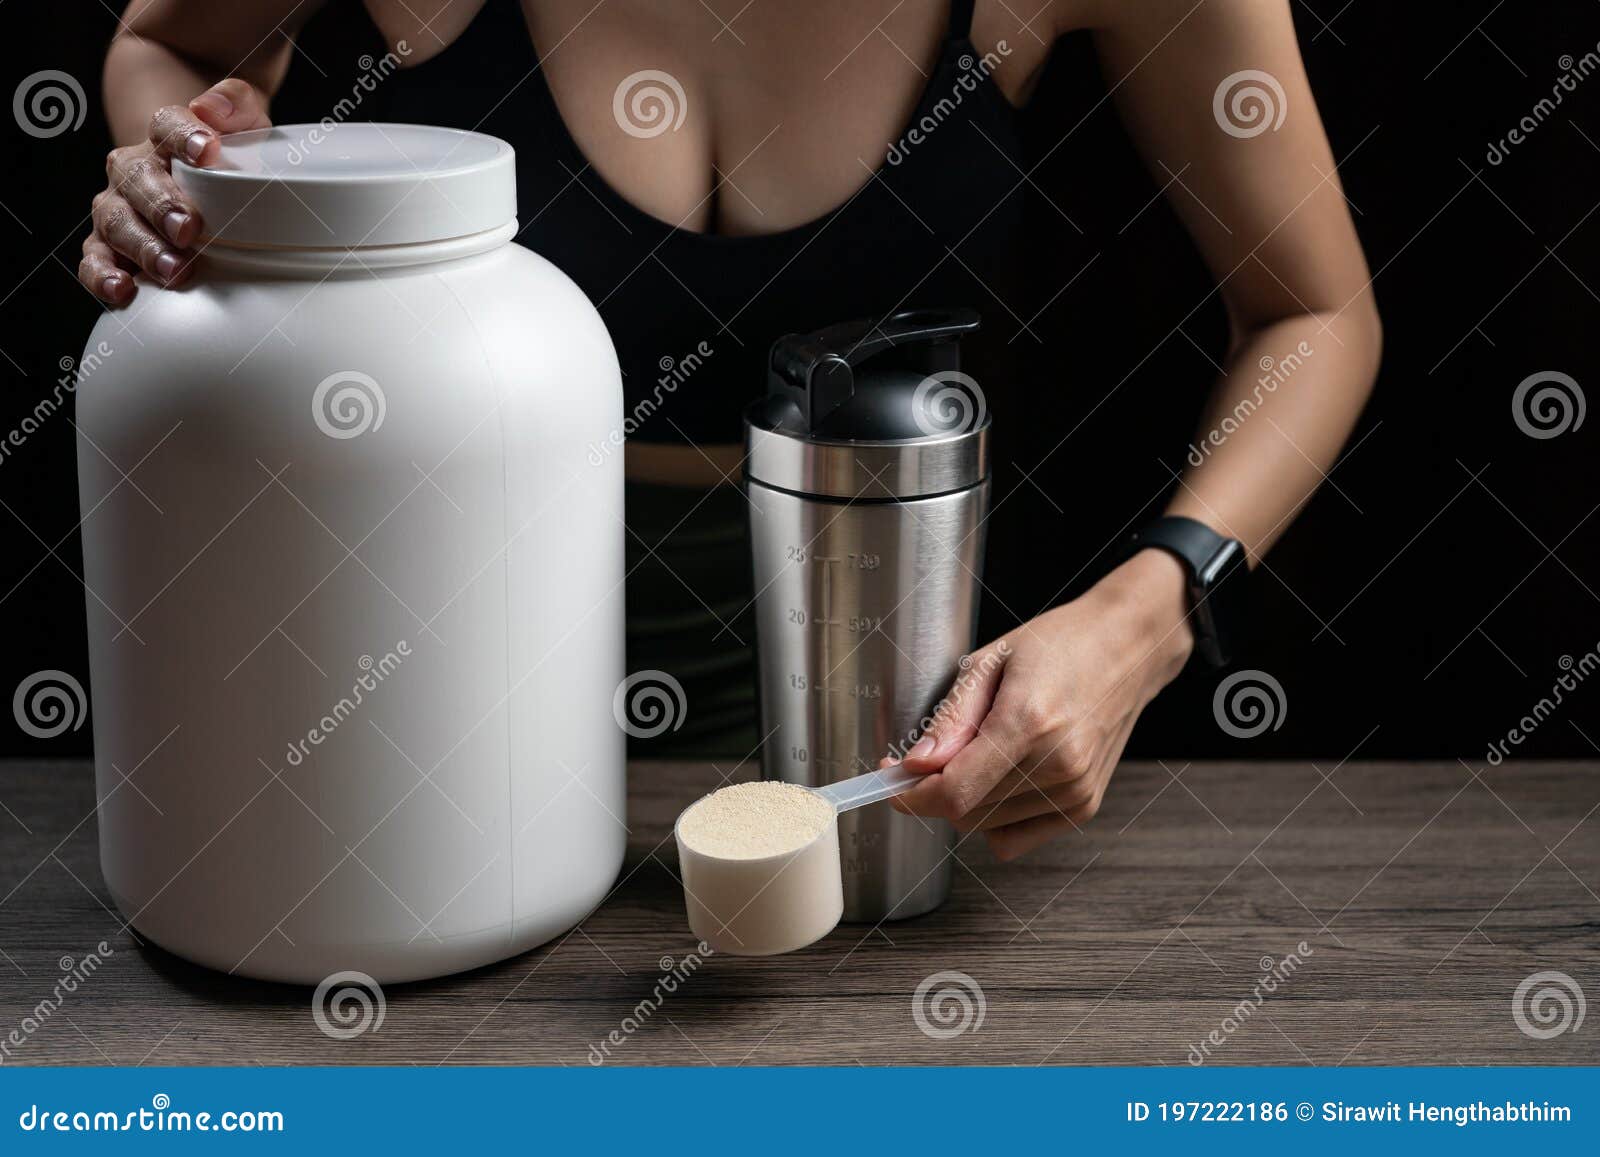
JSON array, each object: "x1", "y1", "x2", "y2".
[
  {"x1": 173, "y1": 123, "x2": 516, "y2": 248},
  {"x1": 745, "y1": 309, "x2": 990, "y2": 501}
]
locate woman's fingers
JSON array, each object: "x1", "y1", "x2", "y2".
[
  {"x1": 88, "y1": 78, "x2": 272, "y2": 308},
  {"x1": 974, "y1": 720, "x2": 1131, "y2": 854},
  {"x1": 972, "y1": 708, "x2": 1126, "y2": 809},
  {"x1": 889, "y1": 641, "x2": 1013, "y2": 820},
  {"x1": 985, "y1": 801, "x2": 1099, "y2": 862},
  {"x1": 899, "y1": 641, "x2": 1008, "y2": 773},
  {"x1": 87, "y1": 140, "x2": 195, "y2": 306},
  {"x1": 955, "y1": 777, "x2": 1095, "y2": 832},
  {"x1": 188, "y1": 77, "x2": 273, "y2": 133},
  {"x1": 971, "y1": 746, "x2": 1083, "y2": 809},
  {"x1": 106, "y1": 144, "x2": 199, "y2": 248},
  {"x1": 147, "y1": 79, "x2": 272, "y2": 168},
  {"x1": 91, "y1": 191, "x2": 190, "y2": 287},
  {"x1": 894, "y1": 682, "x2": 1032, "y2": 824},
  {"x1": 78, "y1": 233, "x2": 135, "y2": 304},
  {"x1": 147, "y1": 103, "x2": 217, "y2": 166}
]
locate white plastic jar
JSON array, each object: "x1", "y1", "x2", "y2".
[{"x1": 75, "y1": 124, "x2": 625, "y2": 984}]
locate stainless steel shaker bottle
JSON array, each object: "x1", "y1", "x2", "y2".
[{"x1": 743, "y1": 308, "x2": 989, "y2": 921}]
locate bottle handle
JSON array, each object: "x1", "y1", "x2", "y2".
[{"x1": 767, "y1": 307, "x2": 981, "y2": 431}]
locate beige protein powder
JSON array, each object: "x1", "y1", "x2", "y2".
[
  {"x1": 674, "y1": 780, "x2": 844, "y2": 956},
  {"x1": 677, "y1": 781, "x2": 834, "y2": 859}
]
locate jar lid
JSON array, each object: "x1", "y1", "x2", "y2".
[{"x1": 173, "y1": 123, "x2": 516, "y2": 248}]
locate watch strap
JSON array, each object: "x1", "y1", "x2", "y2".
[{"x1": 1113, "y1": 516, "x2": 1241, "y2": 667}]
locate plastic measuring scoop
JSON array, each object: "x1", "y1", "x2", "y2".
[
  {"x1": 674, "y1": 764, "x2": 926, "y2": 956},
  {"x1": 812, "y1": 763, "x2": 925, "y2": 812}
]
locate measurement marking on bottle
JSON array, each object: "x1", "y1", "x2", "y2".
[{"x1": 819, "y1": 552, "x2": 834, "y2": 773}]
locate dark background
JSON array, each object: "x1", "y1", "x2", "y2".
[{"x1": 1, "y1": 2, "x2": 1596, "y2": 761}]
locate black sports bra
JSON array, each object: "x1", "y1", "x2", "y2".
[{"x1": 371, "y1": 0, "x2": 1026, "y2": 445}]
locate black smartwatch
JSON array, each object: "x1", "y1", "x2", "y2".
[{"x1": 1112, "y1": 516, "x2": 1248, "y2": 667}]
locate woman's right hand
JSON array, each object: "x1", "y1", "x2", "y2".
[{"x1": 81, "y1": 78, "x2": 272, "y2": 306}]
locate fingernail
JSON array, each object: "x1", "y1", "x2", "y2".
[
  {"x1": 190, "y1": 89, "x2": 234, "y2": 119},
  {"x1": 162, "y1": 209, "x2": 192, "y2": 244},
  {"x1": 154, "y1": 252, "x2": 182, "y2": 281},
  {"x1": 908, "y1": 735, "x2": 936, "y2": 759},
  {"x1": 102, "y1": 271, "x2": 130, "y2": 298},
  {"x1": 184, "y1": 131, "x2": 210, "y2": 162}
]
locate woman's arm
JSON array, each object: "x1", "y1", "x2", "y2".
[
  {"x1": 104, "y1": 1, "x2": 306, "y2": 143},
  {"x1": 1098, "y1": 0, "x2": 1381, "y2": 553},
  {"x1": 892, "y1": 0, "x2": 1380, "y2": 859},
  {"x1": 81, "y1": 0, "x2": 319, "y2": 302}
]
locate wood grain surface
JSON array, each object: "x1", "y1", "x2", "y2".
[{"x1": 1, "y1": 758, "x2": 1596, "y2": 1066}]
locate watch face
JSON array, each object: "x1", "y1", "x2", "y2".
[{"x1": 1196, "y1": 540, "x2": 1249, "y2": 664}]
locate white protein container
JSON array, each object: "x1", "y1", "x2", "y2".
[{"x1": 76, "y1": 124, "x2": 625, "y2": 984}]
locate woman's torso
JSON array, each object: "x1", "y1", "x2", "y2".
[{"x1": 362, "y1": 0, "x2": 1038, "y2": 752}]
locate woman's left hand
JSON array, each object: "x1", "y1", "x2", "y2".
[{"x1": 891, "y1": 548, "x2": 1197, "y2": 860}]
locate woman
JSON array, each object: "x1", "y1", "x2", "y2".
[{"x1": 80, "y1": 0, "x2": 1380, "y2": 860}]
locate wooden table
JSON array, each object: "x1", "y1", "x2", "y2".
[{"x1": 1, "y1": 758, "x2": 1596, "y2": 1066}]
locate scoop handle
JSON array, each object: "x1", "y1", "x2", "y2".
[{"x1": 814, "y1": 764, "x2": 926, "y2": 814}]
